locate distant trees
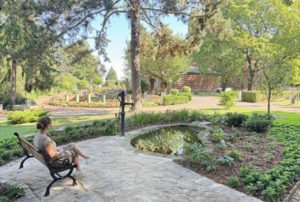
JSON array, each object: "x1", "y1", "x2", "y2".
[{"x1": 36, "y1": 0, "x2": 222, "y2": 110}]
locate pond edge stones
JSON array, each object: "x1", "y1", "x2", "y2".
[{"x1": 124, "y1": 121, "x2": 213, "y2": 159}]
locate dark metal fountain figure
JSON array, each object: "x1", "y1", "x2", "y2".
[{"x1": 117, "y1": 90, "x2": 133, "y2": 136}]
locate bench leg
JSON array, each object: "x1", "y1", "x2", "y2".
[
  {"x1": 67, "y1": 175, "x2": 77, "y2": 186},
  {"x1": 19, "y1": 155, "x2": 33, "y2": 169},
  {"x1": 62, "y1": 166, "x2": 77, "y2": 186},
  {"x1": 44, "y1": 178, "x2": 59, "y2": 197}
]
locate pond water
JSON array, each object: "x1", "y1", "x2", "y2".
[{"x1": 131, "y1": 126, "x2": 202, "y2": 155}]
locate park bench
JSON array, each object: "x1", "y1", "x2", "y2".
[{"x1": 14, "y1": 132, "x2": 77, "y2": 197}]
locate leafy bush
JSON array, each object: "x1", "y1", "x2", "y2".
[
  {"x1": 173, "y1": 109, "x2": 189, "y2": 122},
  {"x1": 0, "y1": 183, "x2": 25, "y2": 201},
  {"x1": 179, "y1": 92, "x2": 192, "y2": 101},
  {"x1": 241, "y1": 91, "x2": 261, "y2": 103},
  {"x1": 227, "y1": 176, "x2": 240, "y2": 188},
  {"x1": 77, "y1": 80, "x2": 89, "y2": 90},
  {"x1": 207, "y1": 113, "x2": 223, "y2": 124},
  {"x1": 129, "y1": 112, "x2": 162, "y2": 126},
  {"x1": 56, "y1": 73, "x2": 78, "y2": 92},
  {"x1": 186, "y1": 143, "x2": 216, "y2": 172},
  {"x1": 224, "y1": 112, "x2": 248, "y2": 127},
  {"x1": 211, "y1": 128, "x2": 224, "y2": 143},
  {"x1": 226, "y1": 150, "x2": 243, "y2": 161},
  {"x1": 219, "y1": 91, "x2": 237, "y2": 109},
  {"x1": 7, "y1": 109, "x2": 50, "y2": 124},
  {"x1": 182, "y1": 86, "x2": 191, "y2": 93},
  {"x1": 163, "y1": 95, "x2": 189, "y2": 105},
  {"x1": 170, "y1": 89, "x2": 179, "y2": 95},
  {"x1": 217, "y1": 155, "x2": 235, "y2": 166},
  {"x1": 244, "y1": 113, "x2": 274, "y2": 132},
  {"x1": 189, "y1": 110, "x2": 209, "y2": 121}
]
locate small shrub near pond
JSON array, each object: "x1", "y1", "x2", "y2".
[
  {"x1": 217, "y1": 155, "x2": 235, "y2": 167},
  {"x1": 244, "y1": 113, "x2": 274, "y2": 133},
  {"x1": 7, "y1": 109, "x2": 49, "y2": 124},
  {"x1": 186, "y1": 143, "x2": 216, "y2": 172},
  {"x1": 227, "y1": 176, "x2": 240, "y2": 188},
  {"x1": 210, "y1": 128, "x2": 225, "y2": 143},
  {"x1": 226, "y1": 150, "x2": 243, "y2": 161},
  {"x1": 224, "y1": 112, "x2": 248, "y2": 127}
]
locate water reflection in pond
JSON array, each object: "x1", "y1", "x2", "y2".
[{"x1": 131, "y1": 126, "x2": 202, "y2": 155}]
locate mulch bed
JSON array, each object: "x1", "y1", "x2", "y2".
[{"x1": 175, "y1": 124, "x2": 284, "y2": 192}]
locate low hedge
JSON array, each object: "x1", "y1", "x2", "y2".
[
  {"x1": 179, "y1": 92, "x2": 192, "y2": 101},
  {"x1": 7, "y1": 109, "x2": 50, "y2": 124},
  {"x1": 163, "y1": 95, "x2": 189, "y2": 105},
  {"x1": 241, "y1": 91, "x2": 261, "y2": 103}
]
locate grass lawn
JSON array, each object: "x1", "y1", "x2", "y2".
[
  {"x1": 0, "y1": 114, "x2": 114, "y2": 141},
  {"x1": 1, "y1": 107, "x2": 300, "y2": 141},
  {"x1": 201, "y1": 107, "x2": 300, "y2": 125}
]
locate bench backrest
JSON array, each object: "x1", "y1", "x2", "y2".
[{"x1": 15, "y1": 133, "x2": 48, "y2": 167}]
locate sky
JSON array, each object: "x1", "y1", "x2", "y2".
[{"x1": 88, "y1": 14, "x2": 188, "y2": 80}]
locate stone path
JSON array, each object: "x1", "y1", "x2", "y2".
[{"x1": 0, "y1": 126, "x2": 261, "y2": 202}]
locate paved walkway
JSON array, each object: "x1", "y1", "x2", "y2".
[{"x1": 0, "y1": 126, "x2": 260, "y2": 202}]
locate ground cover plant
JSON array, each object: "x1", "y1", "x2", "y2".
[{"x1": 0, "y1": 182, "x2": 25, "y2": 202}]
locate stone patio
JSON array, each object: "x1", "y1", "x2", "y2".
[{"x1": 0, "y1": 126, "x2": 261, "y2": 202}]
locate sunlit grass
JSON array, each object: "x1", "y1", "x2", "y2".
[
  {"x1": 0, "y1": 114, "x2": 114, "y2": 140},
  {"x1": 1, "y1": 106, "x2": 300, "y2": 141}
]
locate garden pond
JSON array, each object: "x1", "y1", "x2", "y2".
[{"x1": 131, "y1": 125, "x2": 203, "y2": 155}]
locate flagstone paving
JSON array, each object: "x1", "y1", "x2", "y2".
[{"x1": 0, "y1": 126, "x2": 261, "y2": 202}]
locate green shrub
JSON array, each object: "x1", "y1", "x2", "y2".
[
  {"x1": 7, "y1": 109, "x2": 49, "y2": 124},
  {"x1": 129, "y1": 112, "x2": 162, "y2": 126},
  {"x1": 224, "y1": 112, "x2": 248, "y2": 127},
  {"x1": 186, "y1": 143, "x2": 216, "y2": 172},
  {"x1": 182, "y1": 86, "x2": 191, "y2": 93},
  {"x1": 189, "y1": 110, "x2": 209, "y2": 121},
  {"x1": 226, "y1": 150, "x2": 243, "y2": 161},
  {"x1": 0, "y1": 183, "x2": 25, "y2": 201},
  {"x1": 217, "y1": 155, "x2": 235, "y2": 166},
  {"x1": 211, "y1": 128, "x2": 224, "y2": 143},
  {"x1": 170, "y1": 89, "x2": 179, "y2": 96},
  {"x1": 241, "y1": 91, "x2": 261, "y2": 103},
  {"x1": 219, "y1": 91, "x2": 237, "y2": 109},
  {"x1": 173, "y1": 109, "x2": 189, "y2": 122},
  {"x1": 208, "y1": 113, "x2": 223, "y2": 124},
  {"x1": 77, "y1": 80, "x2": 89, "y2": 90},
  {"x1": 244, "y1": 113, "x2": 274, "y2": 133},
  {"x1": 179, "y1": 92, "x2": 192, "y2": 101},
  {"x1": 163, "y1": 95, "x2": 189, "y2": 105},
  {"x1": 227, "y1": 176, "x2": 240, "y2": 188}
]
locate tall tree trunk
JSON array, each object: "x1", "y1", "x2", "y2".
[
  {"x1": 267, "y1": 87, "x2": 271, "y2": 114},
  {"x1": 167, "y1": 82, "x2": 172, "y2": 94},
  {"x1": 221, "y1": 78, "x2": 228, "y2": 92},
  {"x1": 150, "y1": 78, "x2": 155, "y2": 94},
  {"x1": 11, "y1": 58, "x2": 17, "y2": 105},
  {"x1": 246, "y1": 52, "x2": 255, "y2": 91},
  {"x1": 130, "y1": 0, "x2": 141, "y2": 110}
]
